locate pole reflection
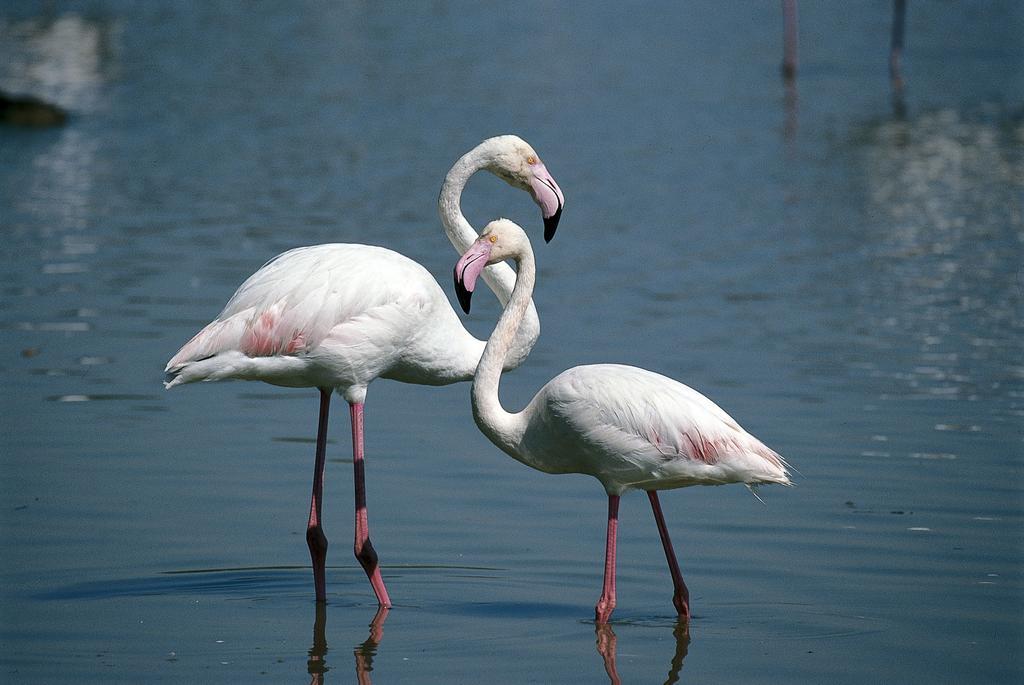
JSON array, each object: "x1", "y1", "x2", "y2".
[
  {"x1": 595, "y1": 619, "x2": 691, "y2": 685},
  {"x1": 783, "y1": 77, "x2": 799, "y2": 149}
]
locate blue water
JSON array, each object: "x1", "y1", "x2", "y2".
[{"x1": 1, "y1": 1, "x2": 1022, "y2": 682}]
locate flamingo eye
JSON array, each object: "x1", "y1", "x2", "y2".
[
  {"x1": 526, "y1": 155, "x2": 537, "y2": 165},
  {"x1": 489, "y1": 235, "x2": 498, "y2": 244}
]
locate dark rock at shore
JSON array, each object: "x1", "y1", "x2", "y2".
[{"x1": 0, "y1": 90, "x2": 68, "y2": 127}]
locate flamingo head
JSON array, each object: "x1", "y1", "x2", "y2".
[
  {"x1": 453, "y1": 218, "x2": 531, "y2": 314},
  {"x1": 484, "y1": 135, "x2": 565, "y2": 243}
]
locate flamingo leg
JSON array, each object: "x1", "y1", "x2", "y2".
[
  {"x1": 647, "y1": 490, "x2": 690, "y2": 621},
  {"x1": 350, "y1": 403, "x2": 392, "y2": 608},
  {"x1": 306, "y1": 388, "x2": 331, "y2": 603},
  {"x1": 595, "y1": 494, "x2": 620, "y2": 624}
]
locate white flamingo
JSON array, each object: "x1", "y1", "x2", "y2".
[
  {"x1": 164, "y1": 136, "x2": 564, "y2": 607},
  {"x1": 453, "y1": 219, "x2": 790, "y2": 624}
]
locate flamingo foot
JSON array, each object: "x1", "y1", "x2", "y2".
[
  {"x1": 595, "y1": 596, "x2": 616, "y2": 624},
  {"x1": 673, "y1": 590, "x2": 690, "y2": 622},
  {"x1": 355, "y1": 537, "x2": 391, "y2": 609}
]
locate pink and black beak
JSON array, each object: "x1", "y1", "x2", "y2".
[
  {"x1": 528, "y1": 162, "x2": 564, "y2": 243},
  {"x1": 453, "y1": 238, "x2": 493, "y2": 314}
]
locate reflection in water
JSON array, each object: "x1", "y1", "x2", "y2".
[
  {"x1": 24, "y1": 127, "x2": 99, "y2": 234},
  {"x1": 595, "y1": 621, "x2": 690, "y2": 685},
  {"x1": 0, "y1": 13, "x2": 118, "y2": 113},
  {"x1": 306, "y1": 605, "x2": 388, "y2": 684},
  {"x1": 890, "y1": 86, "x2": 906, "y2": 121},
  {"x1": 854, "y1": 107, "x2": 1022, "y2": 408},
  {"x1": 595, "y1": 624, "x2": 622, "y2": 685},
  {"x1": 662, "y1": 621, "x2": 691, "y2": 685},
  {"x1": 0, "y1": 13, "x2": 117, "y2": 232},
  {"x1": 1, "y1": 12, "x2": 119, "y2": 389},
  {"x1": 354, "y1": 607, "x2": 389, "y2": 685},
  {"x1": 783, "y1": 78, "x2": 798, "y2": 149},
  {"x1": 307, "y1": 603, "x2": 329, "y2": 684},
  {"x1": 2, "y1": 12, "x2": 117, "y2": 347}
]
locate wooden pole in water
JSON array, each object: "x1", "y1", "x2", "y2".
[
  {"x1": 781, "y1": 0, "x2": 799, "y2": 80},
  {"x1": 890, "y1": 0, "x2": 907, "y2": 93}
]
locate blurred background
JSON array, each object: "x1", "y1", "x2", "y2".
[{"x1": 1, "y1": 1, "x2": 1021, "y2": 683}]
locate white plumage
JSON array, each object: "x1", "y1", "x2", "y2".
[
  {"x1": 165, "y1": 243, "x2": 480, "y2": 396},
  {"x1": 516, "y1": 364, "x2": 790, "y2": 494},
  {"x1": 164, "y1": 137, "x2": 564, "y2": 607},
  {"x1": 453, "y1": 218, "x2": 790, "y2": 625}
]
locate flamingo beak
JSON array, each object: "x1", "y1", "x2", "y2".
[
  {"x1": 453, "y1": 238, "x2": 493, "y2": 314},
  {"x1": 528, "y1": 162, "x2": 564, "y2": 243}
]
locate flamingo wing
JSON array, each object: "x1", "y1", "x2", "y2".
[
  {"x1": 164, "y1": 244, "x2": 441, "y2": 376},
  {"x1": 533, "y1": 364, "x2": 790, "y2": 491}
]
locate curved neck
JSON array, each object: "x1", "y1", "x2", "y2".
[
  {"x1": 438, "y1": 141, "x2": 540, "y2": 369},
  {"x1": 471, "y1": 246, "x2": 536, "y2": 452},
  {"x1": 438, "y1": 148, "x2": 492, "y2": 256}
]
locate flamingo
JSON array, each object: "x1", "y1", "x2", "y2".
[
  {"x1": 164, "y1": 136, "x2": 565, "y2": 607},
  {"x1": 453, "y1": 219, "x2": 790, "y2": 624}
]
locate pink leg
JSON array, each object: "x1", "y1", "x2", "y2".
[
  {"x1": 350, "y1": 403, "x2": 392, "y2": 608},
  {"x1": 306, "y1": 388, "x2": 331, "y2": 603},
  {"x1": 595, "y1": 494, "x2": 620, "y2": 624},
  {"x1": 647, "y1": 491, "x2": 690, "y2": 621}
]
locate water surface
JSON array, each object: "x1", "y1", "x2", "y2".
[{"x1": 1, "y1": 1, "x2": 1022, "y2": 682}]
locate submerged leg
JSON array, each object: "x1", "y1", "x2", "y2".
[
  {"x1": 350, "y1": 403, "x2": 392, "y2": 608},
  {"x1": 647, "y1": 490, "x2": 690, "y2": 621},
  {"x1": 306, "y1": 388, "x2": 331, "y2": 603},
  {"x1": 595, "y1": 494, "x2": 620, "y2": 624}
]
